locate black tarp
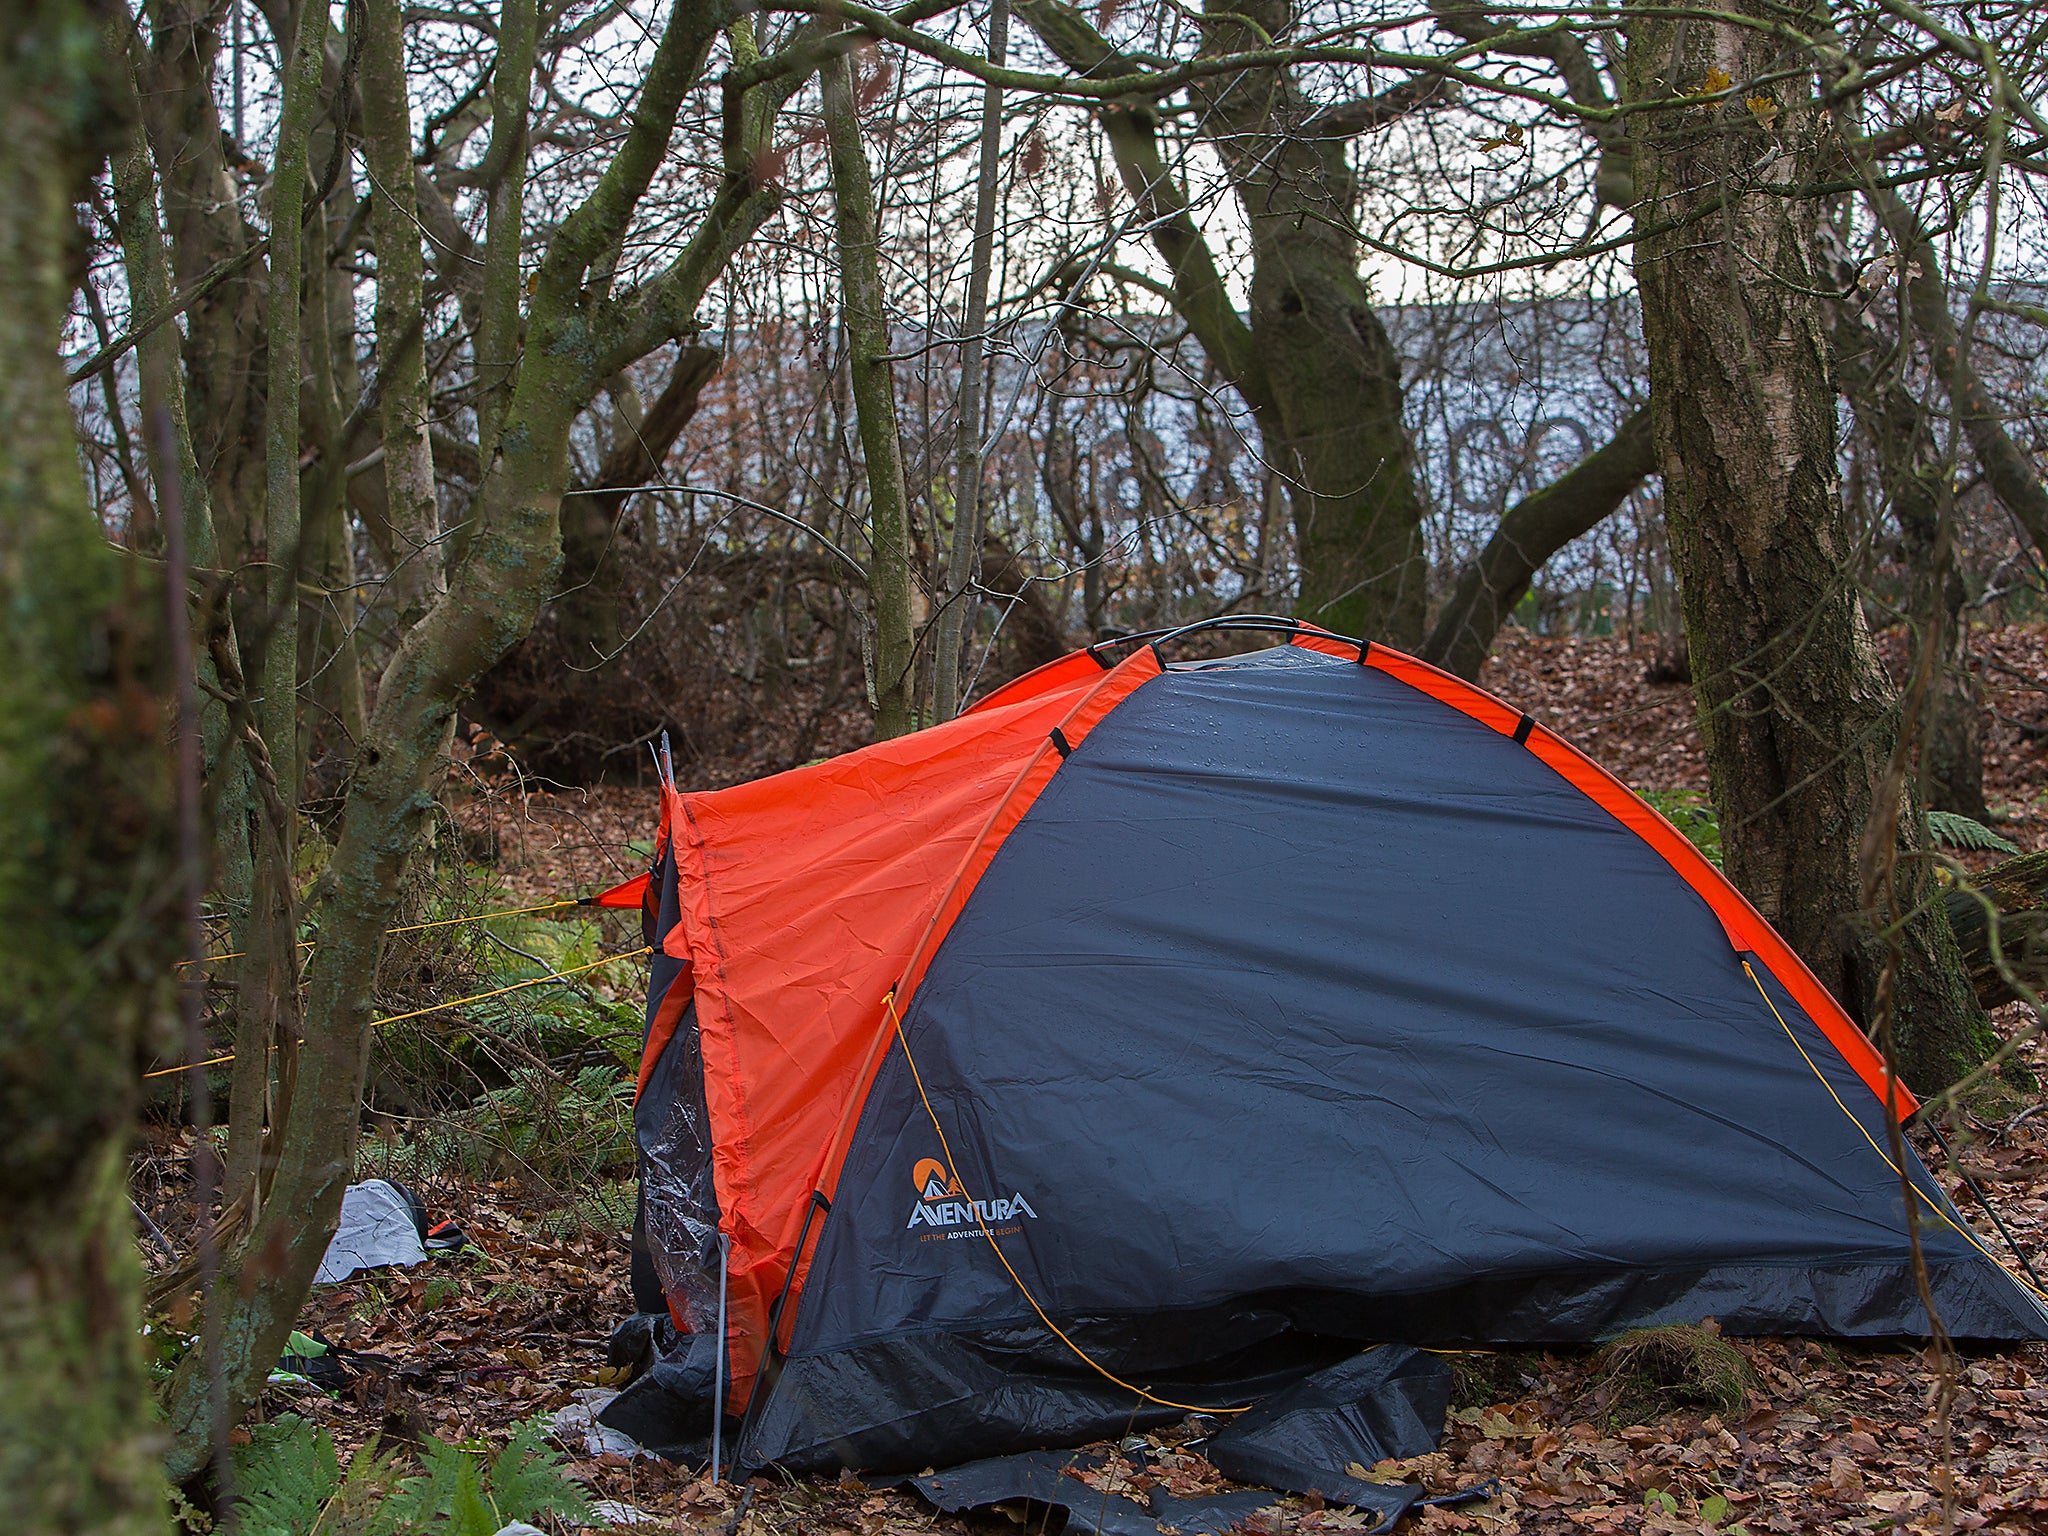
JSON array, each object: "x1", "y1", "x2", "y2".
[{"x1": 736, "y1": 646, "x2": 2047, "y2": 1471}]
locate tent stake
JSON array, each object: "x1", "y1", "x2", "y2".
[{"x1": 711, "y1": 1230, "x2": 729, "y2": 1483}]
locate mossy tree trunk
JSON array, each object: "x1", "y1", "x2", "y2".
[
  {"x1": 1624, "y1": 0, "x2": 1993, "y2": 1091},
  {"x1": 823, "y1": 46, "x2": 918, "y2": 739},
  {"x1": 361, "y1": 0, "x2": 445, "y2": 630},
  {"x1": 0, "y1": 1, "x2": 175, "y2": 1526},
  {"x1": 135, "y1": 0, "x2": 264, "y2": 930},
  {"x1": 224, "y1": 0, "x2": 324, "y2": 1223}
]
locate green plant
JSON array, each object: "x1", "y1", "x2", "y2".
[
  {"x1": 226, "y1": 1415, "x2": 588, "y2": 1536},
  {"x1": 1926, "y1": 810, "x2": 2019, "y2": 856},
  {"x1": 453, "y1": 1063, "x2": 638, "y2": 1186},
  {"x1": 379, "y1": 1419, "x2": 590, "y2": 1534},
  {"x1": 1640, "y1": 790, "x2": 1723, "y2": 869},
  {"x1": 231, "y1": 1416, "x2": 401, "y2": 1536}
]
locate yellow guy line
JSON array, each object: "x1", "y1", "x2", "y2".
[
  {"x1": 1743, "y1": 960, "x2": 2048, "y2": 1305},
  {"x1": 883, "y1": 990, "x2": 1250, "y2": 1416},
  {"x1": 144, "y1": 945, "x2": 654, "y2": 1081},
  {"x1": 181, "y1": 898, "x2": 587, "y2": 967}
]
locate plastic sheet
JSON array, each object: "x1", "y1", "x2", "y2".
[
  {"x1": 883, "y1": 1444, "x2": 1490, "y2": 1536},
  {"x1": 595, "y1": 1327, "x2": 722, "y2": 1464},
  {"x1": 635, "y1": 1000, "x2": 722, "y2": 1330},
  {"x1": 1203, "y1": 1346, "x2": 1452, "y2": 1504},
  {"x1": 882, "y1": 1449, "x2": 1278, "y2": 1536}
]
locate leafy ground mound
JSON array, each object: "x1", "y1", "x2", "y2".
[{"x1": 140, "y1": 628, "x2": 2048, "y2": 1533}]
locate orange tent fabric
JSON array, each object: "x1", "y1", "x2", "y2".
[{"x1": 659, "y1": 649, "x2": 1160, "y2": 1404}]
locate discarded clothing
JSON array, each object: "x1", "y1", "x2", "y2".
[{"x1": 314, "y1": 1179, "x2": 430, "y2": 1284}]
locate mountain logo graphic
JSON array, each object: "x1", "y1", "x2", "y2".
[
  {"x1": 905, "y1": 1154, "x2": 1038, "y2": 1234},
  {"x1": 913, "y1": 1157, "x2": 963, "y2": 1202}
]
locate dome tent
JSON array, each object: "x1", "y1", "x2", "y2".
[{"x1": 611, "y1": 619, "x2": 2048, "y2": 1474}]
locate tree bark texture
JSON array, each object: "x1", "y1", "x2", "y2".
[
  {"x1": 472, "y1": 0, "x2": 538, "y2": 476},
  {"x1": 136, "y1": 0, "x2": 265, "y2": 930},
  {"x1": 824, "y1": 50, "x2": 918, "y2": 739},
  {"x1": 0, "y1": 3, "x2": 174, "y2": 1526},
  {"x1": 1422, "y1": 406, "x2": 1655, "y2": 681},
  {"x1": 1624, "y1": 0, "x2": 1993, "y2": 1091},
  {"x1": 226, "y1": 0, "x2": 325, "y2": 1216}
]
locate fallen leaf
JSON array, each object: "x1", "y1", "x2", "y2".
[
  {"x1": 1829, "y1": 1456, "x2": 1864, "y2": 1504},
  {"x1": 1745, "y1": 94, "x2": 1779, "y2": 129}
]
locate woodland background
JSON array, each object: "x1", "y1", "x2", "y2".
[{"x1": 3, "y1": 0, "x2": 2048, "y2": 1527}]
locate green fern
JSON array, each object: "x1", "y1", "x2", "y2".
[
  {"x1": 231, "y1": 1417, "x2": 401, "y2": 1536},
  {"x1": 1927, "y1": 810, "x2": 2020, "y2": 856},
  {"x1": 486, "y1": 1418, "x2": 592, "y2": 1528},
  {"x1": 231, "y1": 1417, "x2": 342, "y2": 1536},
  {"x1": 227, "y1": 1414, "x2": 583, "y2": 1536},
  {"x1": 378, "y1": 1439, "x2": 495, "y2": 1536},
  {"x1": 379, "y1": 1418, "x2": 588, "y2": 1536}
]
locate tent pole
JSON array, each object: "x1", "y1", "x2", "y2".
[{"x1": 711, "y1": 1230, "x2": 729, "y2": 1482}]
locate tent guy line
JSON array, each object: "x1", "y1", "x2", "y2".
[
  {"x1": 143, "y1": 945, "x2": 654, "y2": 1081},
  {"x1": 1743, "y1": 959, "x2": 2048, "y2": 1305},
  {"x1": 175, "y1": 888, "x2": 648, "y2": 968},
  {"x1": 882, "y1": 987, "x2": 1254, "y2": 1418}
]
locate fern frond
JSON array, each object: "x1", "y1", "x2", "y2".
[
  {"x1": 488, "y1": 1416, "x2": 592, "y2": 1528},
  {"x1": 232, "y1": 1415, "x2": 342, "y2": 1536},
  {"x1": 1928, "y1": 810, "x2": 2020, "y2": 855}
]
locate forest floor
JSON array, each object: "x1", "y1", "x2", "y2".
[{"x1": 146, "y1": 626, "x2": 2048, "y2": 1534}]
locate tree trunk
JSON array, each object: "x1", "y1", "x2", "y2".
[
  {"x1": 933, "y1": 0, "x2": 1006, "y2": 722},
  {"x1": 1184, "y1": 0, "x2": 1427, "y2": 642},
  {"x1": 555, "y1": 344, "x2": 722, "y2": 663},
  {"x1": 472, "y1": 0, "x2": 538, "y2": 476},
  {"x1": 137, "y1": 0, "x2": 264, "y2": 936},
  {"x1": 1423, "y1": 406, "x2": 1655, "y2": 680},
  {"x1": 1865, "y1": 182, "x2": 2048, "y2": 568},
  {"x1": 1624, "y1": 0, "x2": 1993, "y2": 1091},
  {"x1": 0, "y1": 3, "x2": 174, "y2": 1525},
  {"x1": 978, "y1": 531, "x2": 1072, "y2": 679},
  {"x1": 1944, "y1": 849, "x2": 2048, "y2": 1012},
  {"x1": 225, "y1": 0, "x2": 323, "y2": 1215},
  {"x1": 361, "y1": 0, "x2": 445, "y2": 627},
  {"x1": 1818, "y1": 228, "x2": 1986, "y2": 819},
  {"x1": 1018, "y1": 0, "x2": 1428, "y2": 645},
  {"x1": 823, "y1": 49, "x2": 918, "y2": 739}
]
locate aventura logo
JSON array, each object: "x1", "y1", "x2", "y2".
[{"x1": 906, "y1": 1156, "x2": 1037, "y2": 1242}]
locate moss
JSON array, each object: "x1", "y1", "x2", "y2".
[
  {"x1": 1588, "y1": 1325, "x2": 1755, "y2": 1429},
  {"x1": 1446, "y1": 1349, "x2": 1547, "y2": 1411}
]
